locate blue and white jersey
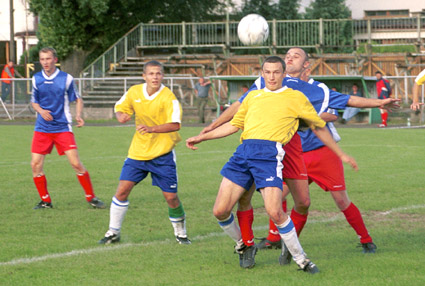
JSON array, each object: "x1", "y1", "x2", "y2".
[
  {"x1": 240, "y1": 76, "x2": 350, "y2": 152},
  {"x1": 31, "y1": 69, "x2": 80, "y2": 133},
  {"x1": 298, "y1": 78, "x2": 346, "y2": 152}
]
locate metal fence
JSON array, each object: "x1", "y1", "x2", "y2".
[
  {"x1": 81, "y1": 16, "x2": 425, "y2": 78},
  {"x1": 2, "y1": 75, "x2": 424, "y2": 120}
]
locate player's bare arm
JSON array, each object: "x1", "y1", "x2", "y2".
[
  {"x1": 187, "y1": 122, "x2": 239, "y2": 150},
  {"x1": 137, "y1": 122, "x2": 180, "y2": 135},
  {"x1": 320, "y1": 112, "x2": 338, "y2": 122},
  {"x1": 115, "y1": 111, "x2": 132, "y2": 123},
  {"x1": 200, "y1": 101, "x2": 241, "y2": 134},
  {"x1": 31, "y1": 102, "x2": 53, "y2": 121},
  {"x1": 410, "y1": 82, "x2": 423, "y2": 111},
  {"x1": 312, "y1": 126, "x2": 358, "y2": 171},
  {"x1": 75, "y1": 98, "x2": 84, "y2": 127},
  {"x1": 347, "y1": 96, "x2": 400, "y2": 111}
]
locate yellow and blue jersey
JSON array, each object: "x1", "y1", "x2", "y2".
[
  {"x1": 231, "y1": 87, "x2": 326, "y2": 145},
  {"x1": 115, "y1": 83, "x2": 182, "y2": 161}
]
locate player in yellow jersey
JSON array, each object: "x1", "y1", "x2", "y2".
[
  {"x1": 410, "y1": 68, "x2": 425, "y2": 111},
  {"x1": 186, "y1": 56, "x2": 358, "y2": 273},
  {"x1": 99, "y1": 60, "x2": 191, "y2": 245}
]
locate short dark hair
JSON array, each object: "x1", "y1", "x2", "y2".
[
  {"x1": 375, "y1": 71, "x2": 382, "y2": 75},
  {"x1": 143, "y1": 60, "x2": 164, "y2": 74},
  {"x1": 262, "y1": 56, "x2": 286, "y2": 71},
  {"x1": 40, "y1": 47, "x2": 58, "y2": 59}
]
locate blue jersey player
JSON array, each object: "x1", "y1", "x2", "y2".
[{"x1": 30, "y1": 47, "x2": 105, "y2": 209}]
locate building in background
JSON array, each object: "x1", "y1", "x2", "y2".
[{"x1": 0, "y1": 0, "x2": 38, "y2": 66}]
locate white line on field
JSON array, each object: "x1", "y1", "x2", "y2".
[{"x1": 1, "y1": 204, "x2": 424, "y2": 267}]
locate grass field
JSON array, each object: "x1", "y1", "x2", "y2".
[{"x1": 1, "y1": 124, "x2": 425, "y2": 286}]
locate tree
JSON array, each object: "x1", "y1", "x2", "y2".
[
  {"x1": 29, "y1": 0, "x2": 225, "y2": 76},
  {"x1": 304, "y1": 0, "x2": 351, "y2": 20},
  {"x1": 272, "y1": 0, "x2": 301, "y2": 20},
  {"x1": 240, "y1": 0, "x2": 275, "y2": 20}
]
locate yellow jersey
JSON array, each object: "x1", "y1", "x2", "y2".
[
  {"x1": 231, "y1": 87, "x2": 326, "y2": 145},
  {"x1": 115, "y1": 83, "x2": 182, "y2": 160},
  {"x1": 415, "y1": 69, "x2": 425, "y2": 86}
]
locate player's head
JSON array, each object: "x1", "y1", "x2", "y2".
[
  {"x1": 7, "y1": 61, "x2": 14, "y2": 67},
  {"x1": 261, "y1": 56, "x2": 285, "y2": 91},
  {"x1": 284, "y1": 47, "x2": 310, "y2": 78},
  {"x1": 352, "y1": 83, "x2": 358, "y2": 91},
  {"x1": 375, "y1": 71, "x2": 382, "y2": 80},
  {"x1": 39, "y1": 47, "x2": 58, "y2": 75},
  {"x1": 143, "y1": 60, "x2": 164, "y2": 92}
]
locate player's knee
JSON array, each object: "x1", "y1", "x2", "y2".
[
  {"x1": 213, "y1": 206, "x2": 231, "y2": 220},
  {"x1": 294, "y1": 197, "x2": 310, "y2": 212}
]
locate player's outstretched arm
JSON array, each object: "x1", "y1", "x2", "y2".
[
  {"x1": 200, "y1": 101, "x2": 241, "y2": 135},
  {"x1": 187, "y1": 122, "x2": 239, "y2": 150},
  {"x1": 347, "y1": 96, "x2": 400, "y2": 111},
  {"x1": 115, "y1": 112, "x2": 132, "y2": 123},
  {"x1": 312, "y1": 126, "x2": 358, "y2": 171},
  {"x1": 411, "y1": 82, "x2": 424, "y2": 111}
]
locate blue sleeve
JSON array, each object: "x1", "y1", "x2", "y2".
[{"x1": 328, "y1": 89, "x2": 350, "y2": 110}]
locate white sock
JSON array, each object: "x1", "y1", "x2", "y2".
[
  {"x1": 217, "y1": 213, "x2": 242, "y2": 243},
  {"x1": 109, "y1": 196, "x2": 129, "y2": 234},
  {"x1": 169, "y1": 216, "x2": 187, "y2": 237},
  {"x1": 277, "y1": 217, "x2": 307, "y2": 266}
]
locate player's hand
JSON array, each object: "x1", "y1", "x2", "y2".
[
  {"x1": 40, "y1": 109, "x2": 53, "y2": 121},
  {"x1": 410, "y1": 102, "x2": 424, "y2": 111},
  {"x1": 340, "y1": 154, "x2": 358, "y2": 171},
  {"x1": 186, "y1": 136, "x2": 203, "y2": 150},
  {"x1": 379, "y1": 98, "x2": 401, "y2": 112},
  {"x1": 136, "y1": 124, "x2": 152, "y2": 135},
  {"x1": 75, "y1": 115, "x2": 84, "y2": 127}
]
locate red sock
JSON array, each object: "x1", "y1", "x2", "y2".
[
  {"x1": 266, "y1": 200, "x2": 288, "y2": 242},
  {"x1": 237, "y1": 208, "x2": 254, "y2": 246},
  {"x1": 342, "y1": 202, "x2": 373, "y2": 244},
  {"x1": 33, "y1": 175, "x2": 51, "y2": 203},
  {"x1": 291, "y1": 208, "x2": 308, "y2": 236},
  {"x1": 77, "y1": 171, "x2": 95, "y2": 202},
  {"x1": 381, "y1": 112, "x2": 388, "y2": 126}
]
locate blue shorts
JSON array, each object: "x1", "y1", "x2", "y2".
[
  {"x1": 220, "y1": 139, "x2": 285, "y2": 190},
  {"x1": 119, "y1": 151, "x2": 178, "y2": 193}
]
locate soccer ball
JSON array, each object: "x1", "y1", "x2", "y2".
[{"x1": 237, "y1": 14, "x2": 269, "y2": 46}]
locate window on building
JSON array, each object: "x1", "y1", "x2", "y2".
[{"x1": 365, "y1": 10, "x2": 409, "y2": 18}]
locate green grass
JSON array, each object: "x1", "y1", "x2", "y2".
[{"x1": 1, "y1": 124, "x2": 425, "y2": 285}]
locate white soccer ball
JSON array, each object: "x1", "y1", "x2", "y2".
[{"x1": 237, "y1": 14, "x2": 269, "y2": 46}]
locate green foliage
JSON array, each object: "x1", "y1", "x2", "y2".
[
  {"x1": 29, "y1": 0, "x2": 225, "y2": 61},
  {"x1": 1, "y1": 125, "x2": 425, "y2": 285},
  {"x1": 304, "y1": 0, "x2": 351, "y2": 19}
]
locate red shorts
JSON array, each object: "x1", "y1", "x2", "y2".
[
  {"x1": 282, "y1": 133, "x2": 308, "y2": 180},
  {"x1": 303, "y1": 146, "x2": 346, "y2": 192},
  {"x1": 31, "y1": 131, "x2": 78, "y2": 156}
]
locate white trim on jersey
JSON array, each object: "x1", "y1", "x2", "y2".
[
  {"x1": 415, "y1": 69, "x2": 425, "y2": 85},
  {"x1": 64, "y1": 93, "x2": 73, "y2": 132},
  {"x1": 143, "y1": 84, "x2": 165, "y2": 100},
  {"x1": 171, "y1": 99, "x2": 182, "y2": 123}
]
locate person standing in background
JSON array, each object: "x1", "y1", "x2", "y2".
[{"x1": 194, "y1": 77, "x2": 211, "y2": 123}]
